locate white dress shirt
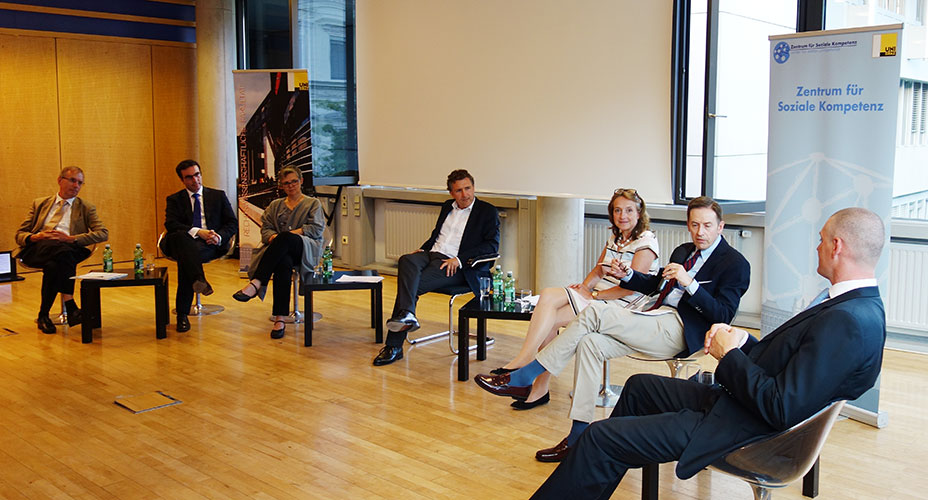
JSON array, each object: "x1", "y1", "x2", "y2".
[
  {"x1": 430, "y1": 198, "x2": 474, "y2": 264},
  {"x1": 42, "y1": 194, "x2": 76, "y2": 235}
]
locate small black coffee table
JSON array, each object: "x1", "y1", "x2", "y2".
[
  {"x1": 302, "y1": 270, "x2": 383, "y2": 346},
  {"x1": 79, "y1": 267, "x2": 169, "y2": 343},
  {"x1": 456, "y1": 297, "x2": 533, "y2": 381}
]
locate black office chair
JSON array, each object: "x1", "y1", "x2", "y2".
[{"x1": 407, "y1": 253, "x2": 499, "y2": 354}]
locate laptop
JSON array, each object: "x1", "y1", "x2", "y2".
[{"x1": 0, "y1": 250, "x2": 24, "y2": 283}]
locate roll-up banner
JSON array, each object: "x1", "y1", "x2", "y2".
[
  {"x1": 765, "y1": 25, "x2": 902, "y2": 427},
  {"x1": 233, "y1": 70, "x2": 312, "y2": 272}
]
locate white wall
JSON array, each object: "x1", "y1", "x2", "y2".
[{"x1": 355, "y1": 0, "x2": 674, "y2": 202}]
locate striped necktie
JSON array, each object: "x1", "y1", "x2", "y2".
[
  {"x1": 42, "y1": 200, "x2": 68, "y2": 231},
  {"x1": 647, "y1": 250, "x2": 701, "y2": 311}
]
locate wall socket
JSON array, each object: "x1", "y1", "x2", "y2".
[{"x1": 342, "y1": 236, "x2": 349, "y2": 245}]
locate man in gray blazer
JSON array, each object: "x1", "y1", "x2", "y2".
[{"x1": 15, "y1": 166, "x2": 109, "y2": 334}]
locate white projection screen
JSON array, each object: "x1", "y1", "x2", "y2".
[{"x1": 356, "y1": 0, "x2": 674, "y2": 203}]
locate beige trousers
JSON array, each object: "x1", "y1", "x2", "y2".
[{"x1": 535, "y1": 301, "x2": 686, "y2": 422}]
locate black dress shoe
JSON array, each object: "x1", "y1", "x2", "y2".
[
  {"x1": 473, "y1": 372, "x2": 532, "y2": 399},
  {"x1": 176, "y1": 314, "x2": 190, "y2": 332},
  {"x1": 536, "y1": 437, "x2": 570, "y2": 463},
  {"x1": 511, "y1": 392, "x2": 550, "y2": 410},
  {"x1": 490, "y1": 367, "x2": 515, "y2": 376},
  {"x1": 37, "y1": 316, "x2": 56, "y2": 334},
  {"x1": 66, "y1": 308, "x2": 83, "y2": 327},
  {"x1": 232, "y1": 282, "x2": 262, "y2": 302},
  {"x1": 270, "y1": 322, "x2": 285, "y2": 339},
  {"x1": 385, "y1": 311, "x2": 419, "y2": 333},
  {"x1": 373, "y1": 345, "x2": 404, "y2": 366},
  {"x1": 192, "y1": 279, "x2": 214, "y2": 296}
]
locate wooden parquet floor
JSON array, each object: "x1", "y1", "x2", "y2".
[{"x1": 0, "y1": 257, "x2": 925, "y2": 499}]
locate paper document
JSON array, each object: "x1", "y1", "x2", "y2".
[
  {"x1": 335, "y1": 275, "x2": 384, "y2": 283},
  {"x1": 72, "y1": 272, "x2": 128, "y2": 280}
]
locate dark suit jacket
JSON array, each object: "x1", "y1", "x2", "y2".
[
  {"x1": 675, "y1": 286, "x2": 886, "y2": 479},
  {"x1": 163, "y1": 188, "x2": 238, "y2": 254},
  {"x1": 622, "y1": 237, "x2": 751, "y2": 357},
  {"x1": 420, "y1": 197, "x2": 500, "y2": 295}
]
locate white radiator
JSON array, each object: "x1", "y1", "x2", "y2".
[
  {"x1": 384, "y1": 202, "x2": 442, "y2": 261},
  {"x1": 887, "y1": 242, "x2": 928, "y2": 335},
  {"x1": 583, "y1": 219, "x2": 743, "y2": 271}
]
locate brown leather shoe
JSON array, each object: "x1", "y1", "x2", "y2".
[
  {"x1": 535, "y1": 437, "x2": 570, "y2": 463},
  {"x1": 473, "y1": 372, "x2": 531, "y2": 399}
]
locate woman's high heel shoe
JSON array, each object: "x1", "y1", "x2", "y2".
[{"x1": 270, "y1": 321, "x2": 286, "y2": 339}]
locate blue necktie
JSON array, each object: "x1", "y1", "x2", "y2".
[
  {"x1": 192, "y1": 193, "x2": 202, "y2": 227},
  {"x1": 806, "y1": 288, "x2": 830, "y2": 310}
]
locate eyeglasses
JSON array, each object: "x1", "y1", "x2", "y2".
[
  {"x1": 614, "y1": 188, "x2": 637, "y2": 195},
  {"x1": 281, "y1": 179, "x2": 301, "y2": 187},
  {"x1": 60, "y1": 176, "x2": 84, "y2": 186}
]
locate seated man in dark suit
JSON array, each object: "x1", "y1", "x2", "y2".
[
  {"x1": 475, "y1": 197, "x2": 750, "y2": 461},
  {"x1": 373, "y1": 169, "x2": 500, "y2": 366},
  {"x1": 530, "y1": 207, "x2": 887, "y2": 499},
  {"x1": 159, "y1": 159, "x2": 237, "y2": 332},
  {"x1": 15, "y1": 166, "x2": 109, "y2": 334}
]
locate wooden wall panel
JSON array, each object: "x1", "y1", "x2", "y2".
[
  {"x1": 0, "y1": 34, "x2": 61, "y2": 251},
  {"x1": 56, "y1": 39, "x2": 156, "y2": 262},
  {"x1": 152, "y1": 45, "x2": 198, "y2": 252}
]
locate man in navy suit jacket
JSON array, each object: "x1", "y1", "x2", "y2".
[
  {"x1": 159, "y1": 159, "x2": 237, "y2": 332},
  {"x1": 531, "y1": 207, "x2": 887, "y2": 499},
  {"x1": 373, "y1": 169, "x2": 500, "y2": 366},
  {"x1": 475, "y1": 197, "x2": 750, "y2": 461}
]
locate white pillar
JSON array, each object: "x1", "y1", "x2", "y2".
[
  {"x1": 534, "y1": 196, "x2": 584, "y2": 290},
  {"x1": 196, "y1": 0, "x2": 237, "y2": 197}
]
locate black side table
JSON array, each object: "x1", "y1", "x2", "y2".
[
  {"x1": 79, "y1": 267, "x2": 169, "y2": 344},
  {"x1": 456, "y1": 297, "x2": 533, "y2": 381},
  {"x1": 301, "y1": 270, "x2": 383, "y2": 346}
]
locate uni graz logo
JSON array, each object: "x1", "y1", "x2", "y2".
[{"x1": 773, "y1": 41, "x2": 790, "y2": 64}]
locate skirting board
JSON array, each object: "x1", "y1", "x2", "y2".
[{"x1": 841, "y1": 403, "x2": 889, "y2": 428}]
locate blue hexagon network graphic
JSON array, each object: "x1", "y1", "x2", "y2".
[
  {"x1": 773, "y1": 41, "x2": 790, "y2": 64},
  {"x1": 763, "y1": 152, "x2": 892, "y2": 331}
]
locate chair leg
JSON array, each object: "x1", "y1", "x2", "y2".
[
  {"x1": 594, "y1": 359, "x2": 623, "y2": 408},
  {"x1": 276, "y1": 270, "x2": 305, "y2": 323},
  {"x1": 54, "y1": 301, "x2": 68, "y2": 325},
  {"x1": 409, "y1": 294, "x2": 459, "y2": 345},
  {"x1": 188, "y1": 292, "x2": 224, "y2": 316},
  {"x1": 749, "y1": 485, "x2": 773, "y2": 500}
]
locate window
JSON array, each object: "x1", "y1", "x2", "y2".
[
  {"x1": 826, "y1": 0, "x2": 928, "y2": 220},
  {"x1": 673, "y1": 0, "x2": 795, "y2": 206}
]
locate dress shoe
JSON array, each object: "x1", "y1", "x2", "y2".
[
  {"x1": 386, "y1": 311, "x2": 420, "y2": 333},
  {"x1": 473, "y1": 372, "x2": 531, "y2": 399},
  {"x1": 373, "y1": 345, "x2": 404, "y2": 366},
  {"x1": 66, "y1": 307, "x2": 83, "y2": 327},
  {"x1": 535, "y1": 437, "x2": 570, "y2": 463},
  {"x1": 37, "y1": 316, "x2": 56, "y2": 334},
  {"x1": 176, "y1": 314, "x2": 191, "y2": 332},
  {"x1": 232, "y1": 282, "x2": 264, "y2": 302},
  {"x1": 193, "y1": 279, "x2": 214, "y2": 296},
  {"x1": 270, "y1": 322, "x2": 286, "y2": 339},
  {"x1": 490, "y1": 367, "x2": 515, "y2": 376},
  {"x1": 511, "y1": 392, "x2": 550, "y2": 410}
]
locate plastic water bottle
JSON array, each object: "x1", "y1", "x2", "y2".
[
  {"x1": 322, "y1": 245, "x2": 333, "y2": 279},
  {"x1": 133, "y1": 243, "x2": 144, "y2": 276},
  {"x1": 491, "y1": 265, "x2": 503, "y2": 302},
  {"x1": 504, "y1": 271, "x2": 516, "y2": 306},
  {"x1": 102, "y1": 244, "x2": 113, "y2": 272}
]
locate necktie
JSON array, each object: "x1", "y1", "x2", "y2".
[
  {"x1": 647, "y1": 250, "x2": 701, "y2": 311},
  {"x1": 42, "y1": 200, "x2": 68, "y2": 231},
  {"x1": 192, "y1": 193, "x2": 202, "y2": 227},
  {"x1": 806, "y1": 288, "x2": 830, "y2": 310}
]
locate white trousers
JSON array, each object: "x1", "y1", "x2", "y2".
[{"x1": 535, "y1": 301, "x2": 686, "y2": 422}]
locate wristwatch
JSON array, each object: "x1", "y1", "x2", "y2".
[{"x1": 591, "y1": 290, "x2": 600, "y2": 299}]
